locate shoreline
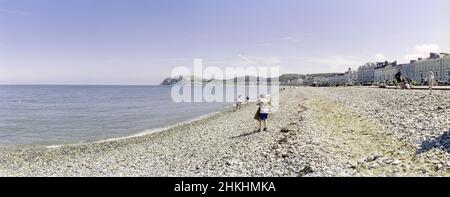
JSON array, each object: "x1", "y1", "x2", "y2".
[
  {"x1": 2, "y1": 105, "x2": 234, "y2": 152},
  {"x1": 45, "y1": 109, "x2": 230, "y2": 150},
  {"x1": 0, "y1": 90, "x2": 291, "y2": 176},
  {"x1": 1, "y1": 87, "x2": 449, "y2": 177}
]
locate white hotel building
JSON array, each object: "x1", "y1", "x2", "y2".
[
  {"x1": 328, "y1": 69, "x2": 357, "y2": 86},
  {"x1": 358, "y1": 53, "x2": 450, "y2": 85},
  {"x1": 411, "y1": 53, "x2": 450, "y2": 83},
  {"x1": 373, "y1": 61, "x2": 399, "y2": 84},
  {"x1": 356, "y1": 63, "x2": 376, "y2": 85},
  {"x1": 328, "y1": 73, "x2": 346, "y2": 86}
]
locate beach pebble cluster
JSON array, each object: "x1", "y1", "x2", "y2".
[{"x1": 308, "y1": 87, "x2": 450, "y2": 175}]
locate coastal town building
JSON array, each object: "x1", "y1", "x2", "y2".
[
  {"x1": 356, "y1": 63, "x2": 375, "y2": 85},
  {"x1": 411, "y1": 53, "x2": 450, "y2": 83},
  {"x1": 311, "y1": 76, "x2": 330, "y2": 86},
  {"x1": 302, "y1": 52, "x2": 450, "y2": 86},
  {"x1": 302, "y1": 73, "x2": 342, "y2": 86},
  {"x1": 344, "y1": 69, "x2": 357, "y2": 85},
  {"x1": 443, "y1": 55, "x2": 450, "y2": 83},
  {"x1": 312, "y1": 69, "x2": 357, "y2": 86},
  {"x1": 374, "y1": 61, "x2": 399, "y2": 84},
  {"x1": 399, "y1": 63, "x2": 414, "y2": 81},
  {"x1": 328, "y1": 73, "x2": 346, "y2": 86}
]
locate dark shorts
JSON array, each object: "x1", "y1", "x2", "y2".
[{"x1": 259, "y1": 113, "x2": 268, "y2": 120}]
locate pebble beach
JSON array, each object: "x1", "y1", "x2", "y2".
[{"x1": 1, "y1": 87, "x2": 450, "y2": 177}]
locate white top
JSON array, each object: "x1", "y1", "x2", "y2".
[
  {"x1": 237, "y1": 97, "x2": 244, "y2": 103},
  {"x1": 257, "y1": 98, "x2": 270, "y2": 114}
]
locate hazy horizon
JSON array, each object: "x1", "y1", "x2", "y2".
[{"x1": 1, "y1": 0, "x2": 449, "y2": 85}]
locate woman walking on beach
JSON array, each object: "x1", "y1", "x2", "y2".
[{"x1": 255, "y1": 94, "x2": 270, "y2": 132}]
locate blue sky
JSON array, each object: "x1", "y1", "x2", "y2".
[{"x1": 0, "y1": 0, "x2": 449, "y2": 84}]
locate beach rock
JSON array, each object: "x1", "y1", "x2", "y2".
[
  {"x1": 392, "y1": 160, "x2": 401, "y2": 165},
  {"x1": 281, "y1": 153, "x2": 289, "y2": 158},
  {"x1": 368, "y1": 163, "x2": 379, "y2": 169},
  {"x1": 374, "y1": 154, "x2": 383, "y2": 160},
  {"x1": 348, "y1": 161, "x2": 358, "y2": 169},
  {"x1": 385, "y1": 159, "x2": 394, "y2": 164},
  {"x1": 366, "y1": 155, "x2": 375, "y2": 162}
]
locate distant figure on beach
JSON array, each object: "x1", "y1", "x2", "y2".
[
  {"x1": 255, "y1": 94, "x2": 271, "y2": 132},
  {"x1": 405, "y1": 82, "x2": 411, "y2": 90},
  {"x1": 404, "y1": 77, "x2": 412, "y2": 90},
  {"x1": 427, "y1": 71, "x2": 435, "y2": 91},
  {"x1": 395, "y1": 71, "x2": 402, "y2": 83},
  {"x1": 395, "y1": 71, "x2": 403, "y2": 88},
  {"x1": 246, "y1": 96, "x2": 250, "y2": 103},
  {"x1": 236, "y1": 95, "x2": 244, "y2": 111}
]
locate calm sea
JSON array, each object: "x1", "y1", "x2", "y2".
[{"x1": 0, "y1": 85, "x2": 238, "y2": 148}]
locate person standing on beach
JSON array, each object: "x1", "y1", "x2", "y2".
[
  {"x1": 256, "y1": 94, "x2": 270, "y2": 132},
  {"x1": 395, "y1": 70, "x2": 403, "y2": 89},
  {"x1": 427, "y1": 71, "x2": 435, "y2": 91},
  {"x1": 236, "y1": 95, "x2": 244, "y2": 111}
]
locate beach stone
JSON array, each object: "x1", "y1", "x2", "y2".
[
  {"x1": 392, "y1": 160, "x2": 401, "y2": 165},
  {"x1": 431, "y1": 160, "x2": 441, "y2": 164},
  {"x1": 368, "y1": 163, "x2": 379, "y2": 169},
  {"x1": 348, "y1": 161, "x2": 358, "y2": 169},
  {"x1": 374, "y1": 154, "x2": 383, "y2": 160},
  {"x1": 436, "y1": 164, "x2": 443, "y2": 171},
  {"x1": 385, "y1": 159, "x2": 393, "y2": 164},
  {"x1": 366, "y1": 155, "x2": 375, "y2": 162}
]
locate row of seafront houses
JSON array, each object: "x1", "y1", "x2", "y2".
[{"x1": 300, "y1": 52, "x2": 450, "y2": 87}]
